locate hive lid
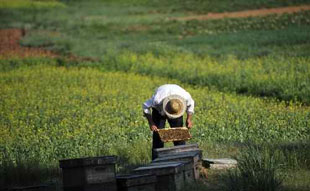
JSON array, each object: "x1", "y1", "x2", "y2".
[
  {"x1": 153, "y1": 151, "x2": 201, "y2": 163},
  {"x1": 153, "y1": 144, "x2": 201, "y2": 159},
  {"x1": 134, "y1": 162, "x2": 184, "y2": 175},
  {"x1": 116, "y1": 174, "x2": 157, "y2": 187},
  {"x1": 158, "y1": 127, "x2": 191, "y2": 142},
  {"x1": 59, "y1": 155, "x2": 117, "y2": 168}
]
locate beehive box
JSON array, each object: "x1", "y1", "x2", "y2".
[
  {"x1": 157, "y1": 127, "x2": 191, "y2": 143},
  {"x1": 151, "y1": 160, "x2": 194, "y2": 183},
  {"x1": 153, "y1": 151, "x2": 201, "y2": 180},
  {"x1": 133, "y1": 162, "x2": 185, "y2": 191},
  {"x1": 59, "y1": 156, "x2": 117, "y2": 191},
  {"x1": 153, "y1": 144, "x2": 201, "y2": 159},
  {"x1": 116, "y1": 174, "x2": 157, "y2": 191}
]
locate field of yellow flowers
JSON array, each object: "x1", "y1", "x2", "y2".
[{"x1": 1, "y1": 62, "x2": 309, "y2": 170}]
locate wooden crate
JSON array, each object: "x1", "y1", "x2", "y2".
[
  {"x1": 7, "y1": 185, "x2": 48, "y2": 191},
  {"x1": 152, "y1": 151, "x2": 201, "y2": 180},
  {"x1": 157, "y1": 127, "x2": 191, "y2": 143},
  {"x1": 116, "y1": 174, "x2": 157, "y2": 191},
  {"x1": 133, "y1": 162, "x2": 185, "y2": 191},
  {"x1": 153, "y1": 144, "x2": 201, "y2": 159},
  {"x1": 61, "y1": 182, "x2": 117, "y2": 191},
  {"x1": 59, "y1": 156, "x2": 117, "y2": 191}
]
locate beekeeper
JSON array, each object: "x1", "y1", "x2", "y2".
[{"x1": 142, "y1": 84, "x2": 195, "y2": 159}]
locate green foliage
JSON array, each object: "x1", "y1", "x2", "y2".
[
  {"x1": 1, "y1": 0, "x2": 310, "y2": 105},
  {"x1": 0, "y1": 63, "x2": 309, "y2": 187},
  {"x1": 103, "y1": 52, "x2": 310, "y2": 104},
  {"x1": 1, "y1": 0, "x2": 310, "y2": 188},
  {"x1": 98, "y1": 0, "x2": 310, "y2": 13},
  {"x1": 0, "y1": 0, "x2": 65, "y2": 9},
  {"x1": 225, "y1": 144, "x2": 284, "y2": 191}
]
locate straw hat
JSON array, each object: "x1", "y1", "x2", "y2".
[{"x1": 163, "y1": 95, "x2": 186, "y2": 119}]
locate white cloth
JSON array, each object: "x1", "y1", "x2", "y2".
[{"x1": 143, "y1": 84, "x2": 195, "y2": 116}]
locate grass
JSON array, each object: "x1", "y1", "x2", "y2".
[
  {"x1": 1, "y1": 1, "x2": 309, "y2": 103},
  {"x1": 0, "y1": 0, "x2": 65, "y2": 9},
  {"x1": 86, "y1": 0, "x2": 310, "y2": 13},
  {"x1": 0, "y1": 62, "x2": 310, "y2": 188},
  {"x1": 184, "y1": 142, "x2": 310, "y2": 191},
  {"x1": 1, "y1": 0, "x2": 310, "y2": 190},
  {"x1": 225, "y1": 145, "x2": 284, "y2": 191}
]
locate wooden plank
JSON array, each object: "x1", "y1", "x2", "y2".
[
  {"x1": 59, "y1": 156, "x2": 116, "y2": 168},
  {"x1": 202, "y1": 158, "x2": 237, "y2": 169},
  {"x1": 153, "y1": 144, "x2": 200, "y2": 159},
  {"x1": 133, "y1": 162, "x2": 185, "y2": 191},
  {"x1": 59, "y1": 156, "x2": 117, "y2": 190},
  {"x1": 8, "y1": 185, "x2": 48, "y2": 191},
  {"x1": 152, "y1": 151, "x2": 201, "y2": 180},
  {"x1": 153, "y1": 151, "x2": 201, "y2": 164},
  {"x1": 116, "y1": 174, "x2": 157, "y2": 187},
  {"x1": 63, "y1": 182, "x2": 117, "y2": 191},
  {"x1": 134, "y1": 162, "x2": 183, "y2": 176}
]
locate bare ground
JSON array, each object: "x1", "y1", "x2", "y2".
[
  {"x1": 172, "y1": 4, "x2": 310, "y2": 21},
  {"x1": 0, "y1": 29, "x2": 57, "y2": 59},
  {"x1": 0, "y1": 29, "x2": 97, "y2": 62}
]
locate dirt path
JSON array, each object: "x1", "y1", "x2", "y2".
[
  {"x1": 0, "y1": 29, "x2": 57, "y2": 59},
  {"x1": 0, "y1": 29, "x2": 97, "y2": 62},
  {"x1": 173, "y1": 4, "x2": 310, "y2": 21}
]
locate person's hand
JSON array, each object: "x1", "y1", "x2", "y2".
[
  {"x1": 186, "y1": 119, "x2": 193, "y2": 129},
  {"x1": 150, "y1": 124, "x2": 158, "y2": 132}
]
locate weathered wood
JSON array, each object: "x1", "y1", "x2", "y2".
[
  {"x1": 8, "y1": 185, "x2": 48, "y2": 191},
  {"x1": 153, "y1": 144, "x2": 200, "y2": 159},
  {"x1": 153, "y1": 151, "x2": 201, "y2": 164},
  {"x1": 59, "y1": 156, "x2": 117, "y2": 191},
  {"x1": 59, "y1": 156, "x2": 116, "y2": 168},
  {"x1": 202, "y1": 158, "x2": 237, "y2": 169},
  {"x1": 133, "y1": 162, "x2": 185, "y2": 191},
  {"x1": 62, "y1": 182, "x2": 117, "y2": 191},
  {"x1": 116, "y1": 174, "x2": 157, "y2": 191},
  {"x1": 152, "y1": 151, "x2": 201, "y2": 180}
]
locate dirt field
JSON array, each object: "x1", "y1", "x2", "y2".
[
  {"x1": 173, "y1": 4, "x2": 310, "y2": 21},
  {"x1": 0, "y1": 29, "x2": 57, "y2": 58}
]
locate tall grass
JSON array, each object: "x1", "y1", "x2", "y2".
[
  {"x1": 222, "y1": 141, "x2": 310, "y2": 191},
  {"x1": 225, "y1": 144, "x2": 284, "y2": 191}
]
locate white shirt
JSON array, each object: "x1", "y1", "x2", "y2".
[{"x1": 143, "y1": 84, "x2": 195, "y2": 116}]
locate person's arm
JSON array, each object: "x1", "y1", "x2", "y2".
[
  {"x1": 144, "y1": 113, "x2": 158, "y2": 132},
  {"x1": 142, "y1": 98, "x2": 158, "y2": 132},
  {"x1": 186, "y1": 113, "x2": 193, "y2": 129},
  {"x1": 186, "y1": 97, "x2": 194, "y2": 129}
]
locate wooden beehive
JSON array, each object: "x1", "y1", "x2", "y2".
[
  {"x1": 133, "y1": 162, "x2": 185, "y2": 191},
  {"x1": 157, "y1": 127, "x2": 191, "y2": 143},
  {"x1": 153, "y1": 144, "x2": 201, "y2": 159},
  {"x1": 59, "y1": 156, "x2": 117, "y2": 191},
  {"x1": 153, "y1": 151, "x2": 202, "y2": 180},
  {"x1": 116, "y1": 174, "x2": 157, "y2": 191}
]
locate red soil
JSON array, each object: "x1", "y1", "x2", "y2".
[{"x1": 0, "y1": 29, "x2": 57, "y2": 59}]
